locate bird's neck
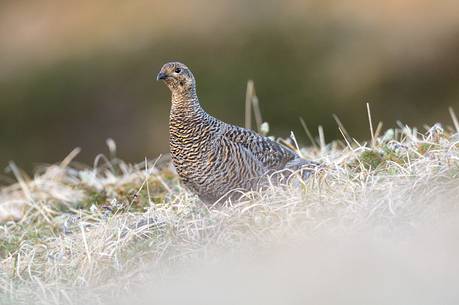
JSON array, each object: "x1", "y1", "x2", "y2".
[{"x1": 170, "y1": 89, "x2": 205, "y2": 118}]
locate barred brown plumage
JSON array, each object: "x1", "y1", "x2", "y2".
[{"x1": 157, "y1": 61, "x2": 317, "y2": 204}]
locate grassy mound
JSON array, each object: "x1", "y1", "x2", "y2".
[{"x1": 1, "y1": 122, "x2": 459, "y2": 304}]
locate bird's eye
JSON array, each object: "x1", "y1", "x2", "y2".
[{"x1": 174, "y1": 68, "x2": 181, "y2": 73}]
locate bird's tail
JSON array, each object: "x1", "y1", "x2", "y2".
[
  {"x1": 262, "y1": 158, "x2": 321, "y2": 186},
  {"x1": 284, "y1": 157, "x2": 321, "y2": 180}
]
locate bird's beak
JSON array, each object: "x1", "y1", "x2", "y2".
[{"x1": 156, "y1": 71, "x2": 167, "y2": 81}]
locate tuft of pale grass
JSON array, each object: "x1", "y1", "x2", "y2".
[{"x1": 1, "y1": 122, "x2": 459, "y2": 304}]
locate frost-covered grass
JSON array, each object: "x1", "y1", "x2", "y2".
[{"x1": 1, "y1": 121, "x2": 459, "y2": 304}]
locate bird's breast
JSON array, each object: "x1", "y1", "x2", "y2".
[{"x1": 169, "y1": 116, "x2": 216, "y2": 177}]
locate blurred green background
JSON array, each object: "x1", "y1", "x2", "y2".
[{"x1": 1, "y1": 0, "x2": 458, "y2": 174}]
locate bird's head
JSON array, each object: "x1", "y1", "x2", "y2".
[{"x1": 156, "y1": 62, "x2": 196, "y2": 94}]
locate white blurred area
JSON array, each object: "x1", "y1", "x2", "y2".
[
  {"x1": 92, "y1": 185, "x2": 459, "y2": 305},
  {"x1": 110, "y1": 220, "x2": 459, "y2": 305}
]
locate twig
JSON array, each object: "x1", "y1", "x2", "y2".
[
  {"x1": 332, "y1": 114, "x2": 352, "y2": 145},
  {"x1": 318, "y1": 125, "x2": 326, "y2": 152},
  {"x1": 245, "y1": 80, "x2": 254, "y2": 129},
  {"x1": 299, "y1": 117, "x2": 318, "y2": 149},
  {"x1": 449, "y1": 107, "x2": 459, "y2": 133},
  {"x1": 252, "y1": 95, "x2": 263, "y2": 132},
  {"x1": 367, "y1": 102, "x2": 375, "y2": 147},
  {"x1": 59, "y1": 147, "x2": 81, "y2": 169},
  {"x1": 290, "y1": 131, "x2": 304, "y2": 158}
]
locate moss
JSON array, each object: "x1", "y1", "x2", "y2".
[
  {"x1": 76, "y1": 189, "x2": 107, "y2": 210},
  {"x1": 0, "y1": 222, "x2": 59, "y2": 258},
  {"x1": 358, "y1": 144, "x2": 414, "y2": 170},
  {"x1": 382, "y1": 147, "x2": 407, "y2": 165},
  {"x1": 418, "y1": 143, "x2": 432, "y2": 155},
  {"x1": 113, "y1": 180, "x2": 168, "y2": 212},
  {"x1": 360, "y1": 150, "x2": 384, "y2": 170}
]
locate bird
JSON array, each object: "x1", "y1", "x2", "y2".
[{"x1": 156, "y1": 61, "x2": 317, "y2": 204}]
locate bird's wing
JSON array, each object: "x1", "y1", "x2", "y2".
[{"x1": 222, "y1": 125, "x2": 298, "y2": 171}]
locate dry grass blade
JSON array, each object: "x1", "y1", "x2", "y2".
[
  {"x1": 252, "y1": 96, "x2": 263, "y2": 133},
  {"x1": 449, "y1": 107, "x2": 459, "y2": 133},
  {"x1": 367, "y1": 102, "x2": 375, "y2": 147},
  {"x1": 245, "y1": 80, "x2": 255, "y2": 129},
  {"x1": 332, "y1": 114, "x2": 353, "y2": 149},
  {"x1": 318, "y1": 125, "x2": 326, "y2": 152},
  {"x1": 299, "y1": 117, "x2": 318, "y2": 149}
]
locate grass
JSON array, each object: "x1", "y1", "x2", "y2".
[{"x1": 1, "y1": 115, "x2": 459, "y2": 304}]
